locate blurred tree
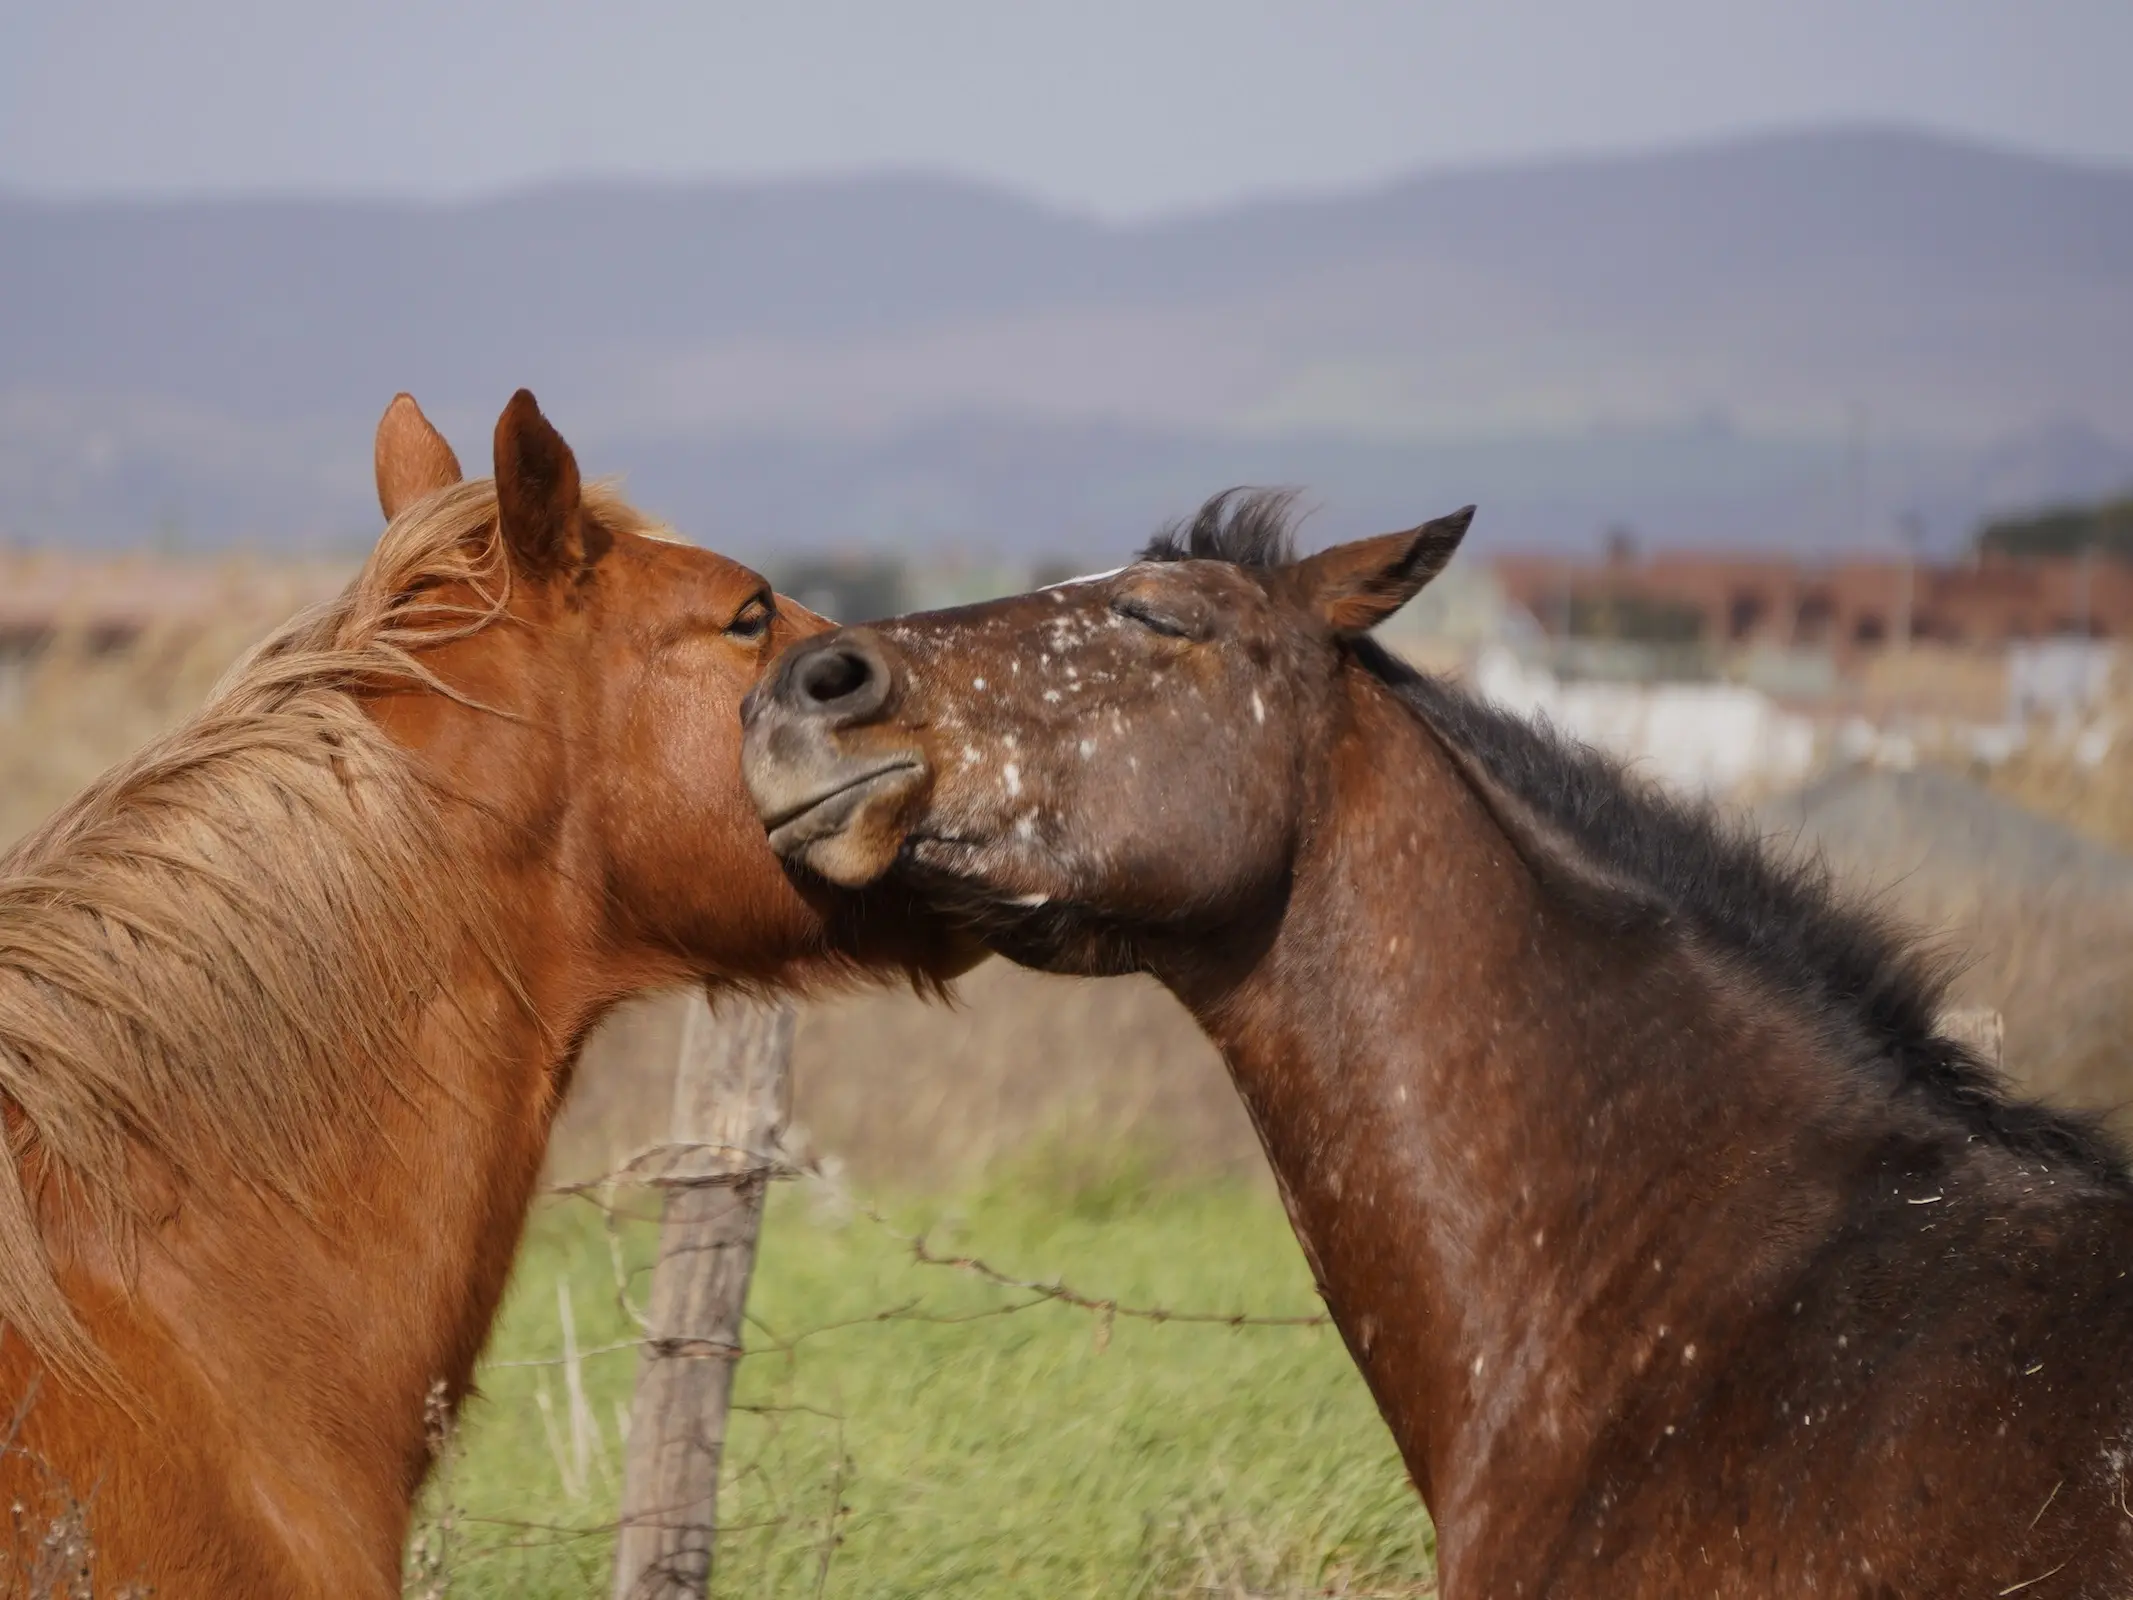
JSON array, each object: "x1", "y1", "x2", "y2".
[{"x1": 1977, "y1": 494, "x2": 2133, "y2": 561}]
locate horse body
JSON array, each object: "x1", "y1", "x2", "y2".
[
  {"x1": 0, "y1": 394, "x2": 968, "y2": 1596},
  {"x1": 740, "y1": 492, "x2": 2133, "y2": 1597},
  {"x1": 1190, "y1": 681, "x2": 2133, "y2": 1596}
]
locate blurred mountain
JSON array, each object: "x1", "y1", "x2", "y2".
[{"x1": 4, "y1": 126, "x2": 2130, "y2": 558}]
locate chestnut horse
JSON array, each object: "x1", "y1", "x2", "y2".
[
  {"x1": 0, "y1": 392, "x2": 970, "y2": 1597},
  {"x1": 742, "y1": 491, "x2": 2133, "y2": 1599}
]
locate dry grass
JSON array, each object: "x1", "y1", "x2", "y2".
[
  {"x1": 1984, "y1": 682, "x2": 2133, "y2": 853},
  {"x1": 1852, "y1": 643, "x2": 2011, "y2": 725},
  {"x1": 1867, "y1": 876, "x2": 2132, "y2": 1129},
  {"x1": 558, "y1": 970, "x2": 1254, "y2": 1193},
  {"x1": 0, "y1": 625, "x2": 258, "y2": 845},
  {"x1": 3, "y1": 562, "x2": 2129, "y2": 1185},
  {"x1": 0, "y1": 564, "x2": 328, "y2": 847},
  {"x1": 1929, "y1": 669, "x2": 2133, "y2": 1123}
]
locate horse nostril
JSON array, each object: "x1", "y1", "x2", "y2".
[
  {"x1": 772, "y1": 631, "x2": 895, "y2": 726},
  {"x1": 797, "y1": 646, "x2": 874, "y2": 706}
]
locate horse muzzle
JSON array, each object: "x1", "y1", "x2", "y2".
[{"x1": 742, "y1": 628, "x2": 929, "y2": 887}]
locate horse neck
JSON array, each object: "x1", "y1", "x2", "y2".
[
  {"x1": 1163, "y1": 674, "x2": 1847, "y2": 1538},
  {"x1": 133, "y1": 687, "x2": 646, "y2": 1560}
]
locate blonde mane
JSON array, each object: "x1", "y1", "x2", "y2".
[{"x1": 0, "y1": 479, "x2": 658, "y2": 1371}]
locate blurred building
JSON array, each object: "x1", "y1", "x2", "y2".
[
  {"x1": 1495, "y1": 549, "x2": 2133, "y2": 666},
  {"x1": 1471, "y1": 646, "x2": 1818, "y2": 796}
]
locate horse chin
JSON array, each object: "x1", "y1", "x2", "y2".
[
  {"x1": 984, "y1": 915, "x2": 1142, "y2": 978},
  {"x1": 896, "y1": 838, "x2": 1141, "y2": 977}
]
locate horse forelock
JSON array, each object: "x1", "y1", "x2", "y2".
[
  {"x1": 1140, "y1": 488, "x2": 1304, "y2": 569},
  {"x1": 0, "y1": 477, "x2": 664, "y2": 1373}
]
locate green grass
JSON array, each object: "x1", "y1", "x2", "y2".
[{"x1": 414, "y1": 1155, "x2": 1434, "y2": 1597}]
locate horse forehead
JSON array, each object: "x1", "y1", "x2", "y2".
[
  {"x1": 644, "y1": 534, "x2": 756, "y2": 590},
  {"x1": 607, "y1": 534, "x2": 763, "y2": 623},
  {"x1": 1018, "y1": 598, "x2": 1138, "y2": 674},
  {"x1": 888, "y1": 592, "x2": 1091, "y2": 651}
]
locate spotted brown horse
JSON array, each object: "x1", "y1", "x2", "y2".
[{"x1": 740, "y1": 490, "x2": 2133, "y2": 1599}]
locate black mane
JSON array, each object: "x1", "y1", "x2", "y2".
[{"x1": 1143, "y1": 490, "x2": 2130, "y2": 1183}]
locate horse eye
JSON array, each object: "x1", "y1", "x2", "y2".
[
  {"x1": 1111, "y1": 596, "x2": 1196, "y2": 639},
  {"x1": 725, "y1": 596, "x2": 774, "y2": 641}
]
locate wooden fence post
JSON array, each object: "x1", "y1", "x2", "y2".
[{"x1": 611, "y1": 991, "x2": 795, "y2": 1600}]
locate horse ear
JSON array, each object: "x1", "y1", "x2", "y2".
[
  {"x1": 492, "y1": 389, "x2": 591, "y2": 578},
  {"x1": 1292, "y1": 506, "x2": 1475, "y2": 636},
  {"x1": 374, "y1": 393, "x2": 463, "y2": 520}
]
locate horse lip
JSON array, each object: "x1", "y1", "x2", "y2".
[{"x1": 761, "y1": 760, "x2": 923, "y2": 849}]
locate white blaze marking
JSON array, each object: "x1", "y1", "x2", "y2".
[{"x1": 1038, "y1": 565, "x2": 1126, "y2": 591}]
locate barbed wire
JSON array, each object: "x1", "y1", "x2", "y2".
[{"x1": 526, "y1": 1138, "x2": 1330, "y2": 1373}]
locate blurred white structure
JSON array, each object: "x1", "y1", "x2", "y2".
[
  {"x1": 1472, "y1": 646, "x2": 1817, "y2": 796},
  {"x1": 1380, "y1": 564, "x2": 1527, "y2": 654},
  {"x1": 2006, "y1": 639, "x2": 2116, "y2": 724}
]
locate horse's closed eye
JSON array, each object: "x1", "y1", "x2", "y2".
[
  {"x1": 1111, "y1": 597, "x2": 1197, "y2": 639},
  {"x1": 725, "y1": 595, "x2": 774, "y2": 641}
]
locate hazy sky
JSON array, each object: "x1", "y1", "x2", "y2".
[{"x1": 4, "y1": 1, "x2": 2129, "y2": 216}]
